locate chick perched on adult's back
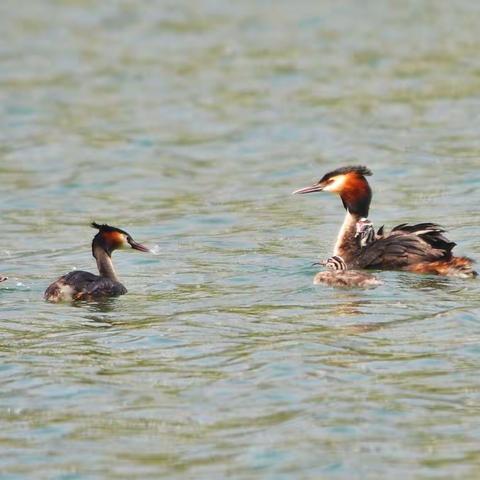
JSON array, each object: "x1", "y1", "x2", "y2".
[
  {"x1": 313, "y1": 255, "x2": 382, "y2": 288},
  {"x1": 355, "y1": 218, "x2": 380, "y2": 248},
  {"x1": 294, "y1": 166, "x2": 477, "y2": 278}
]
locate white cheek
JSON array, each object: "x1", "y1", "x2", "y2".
[{"x1": 323, "y1": 177, "x2": 345, "y2": 192}]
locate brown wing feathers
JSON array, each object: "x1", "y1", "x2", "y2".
[
  {"x1": 390, "y1": 223, "x2": 456, "y2": 255},
  {"x1": 354, "y1": 222, "x2": 476, "y2": 276},
  {"x1": 356, "y1": 229, "x2": 451, "y2": 270}
]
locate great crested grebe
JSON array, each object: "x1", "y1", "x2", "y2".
[
  {"x1": 0, "y1": 276, "x2": 7, "y2": 283},
  {"x1": 45, "y1": 222, "x2": 151, "y2": 302},
  {"x1": 313, "y1": 255, "x2": 382, "y2": 288},
  {"x1": 294, "y1": 166, "x2": 477, "y2": 278}
]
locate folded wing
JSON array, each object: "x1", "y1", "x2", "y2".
[{"x1": 355, "y1": 223, "x2": 456, "y2": 270}]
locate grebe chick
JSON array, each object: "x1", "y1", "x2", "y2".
[
  {"x1": 355, "y1": 218, "x2": 376, "y2": 248},
  {"x1": 355, "y1": 218, "x2": 385, "y2": 248},
  {"x1": 45, "y1": 222, "x2": 151, "y2": 303},
  {"x1": 313, "y1": 255, "x2": 382, "y2": 288},
  {"x1": 294, "y1": 166, "x2": 477, "y2": 278}
]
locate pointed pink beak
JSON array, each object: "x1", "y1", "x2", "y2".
[
  {"x1": 128, "y1": 239, "x2": 151, "y2": 253},
  {"x1": 292, "y1": 183, "x2": 324, "y2": 195}
]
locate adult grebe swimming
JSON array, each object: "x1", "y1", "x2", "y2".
[
  {"x1": 313, "y1": 255, "x2": 381, "y2": 288},
  {"x1": 294, "y1": 166, "x2": 477, "y2": 277},
  {"x1": 45, "y1": 222, "x2": 151, "y2": 302}
]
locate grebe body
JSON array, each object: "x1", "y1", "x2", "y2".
[
  {"x1": 0, "y1": 276, "x2": 7, "y2": 283},
  {"x1": 294, "y1": 166, "x2": 476, "y2": 278},
  {"x1": 313, "y1": 255, "x2": 381, "y2": 288},
  {"x1": 45, "y1": 223, "x2": 150, "y2": 303}
]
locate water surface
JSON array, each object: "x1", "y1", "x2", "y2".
[{"x1": 1, "y1": 1, "x2": 480, "y2": 478}]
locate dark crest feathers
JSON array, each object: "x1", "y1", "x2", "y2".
[
  {"x1": 91, "y1": 222, "x2": 129, "y2": 236},
  {"x1": 320, "y1": 165, "x2": 372, "y2": 182}
]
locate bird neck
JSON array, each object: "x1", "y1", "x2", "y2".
[
  {"x1": 333, "y1": 210, "x2": 362, "y2": 263},
  {"x1": 93, "y1": 245, "x2": 119, "y2": 282},
  {"x1": 339, "y1": 176, "x2": 372, "y2": 218}
]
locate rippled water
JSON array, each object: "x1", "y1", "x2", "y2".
[{"x1": 1, "y1": 1, "x2": 480, "y2": 478}]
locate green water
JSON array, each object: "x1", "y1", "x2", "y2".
[{"x1": 1, "y1": 1, "x2": 480, "y2": 478}]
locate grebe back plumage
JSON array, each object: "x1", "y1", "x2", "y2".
[
  {"x1": 294, "y1": 166, "x2": 477, "y2": 278},
  {"x1": 44, "y1": 222, "x2": 151, "y2": 303}
]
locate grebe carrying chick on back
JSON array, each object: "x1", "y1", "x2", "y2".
[
  {"x1": 45, "y1": 222, "x2": 152, "y2": 302},
  {"x1": 294, "y1": 166, "x2": 477, "y2": 278}
]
